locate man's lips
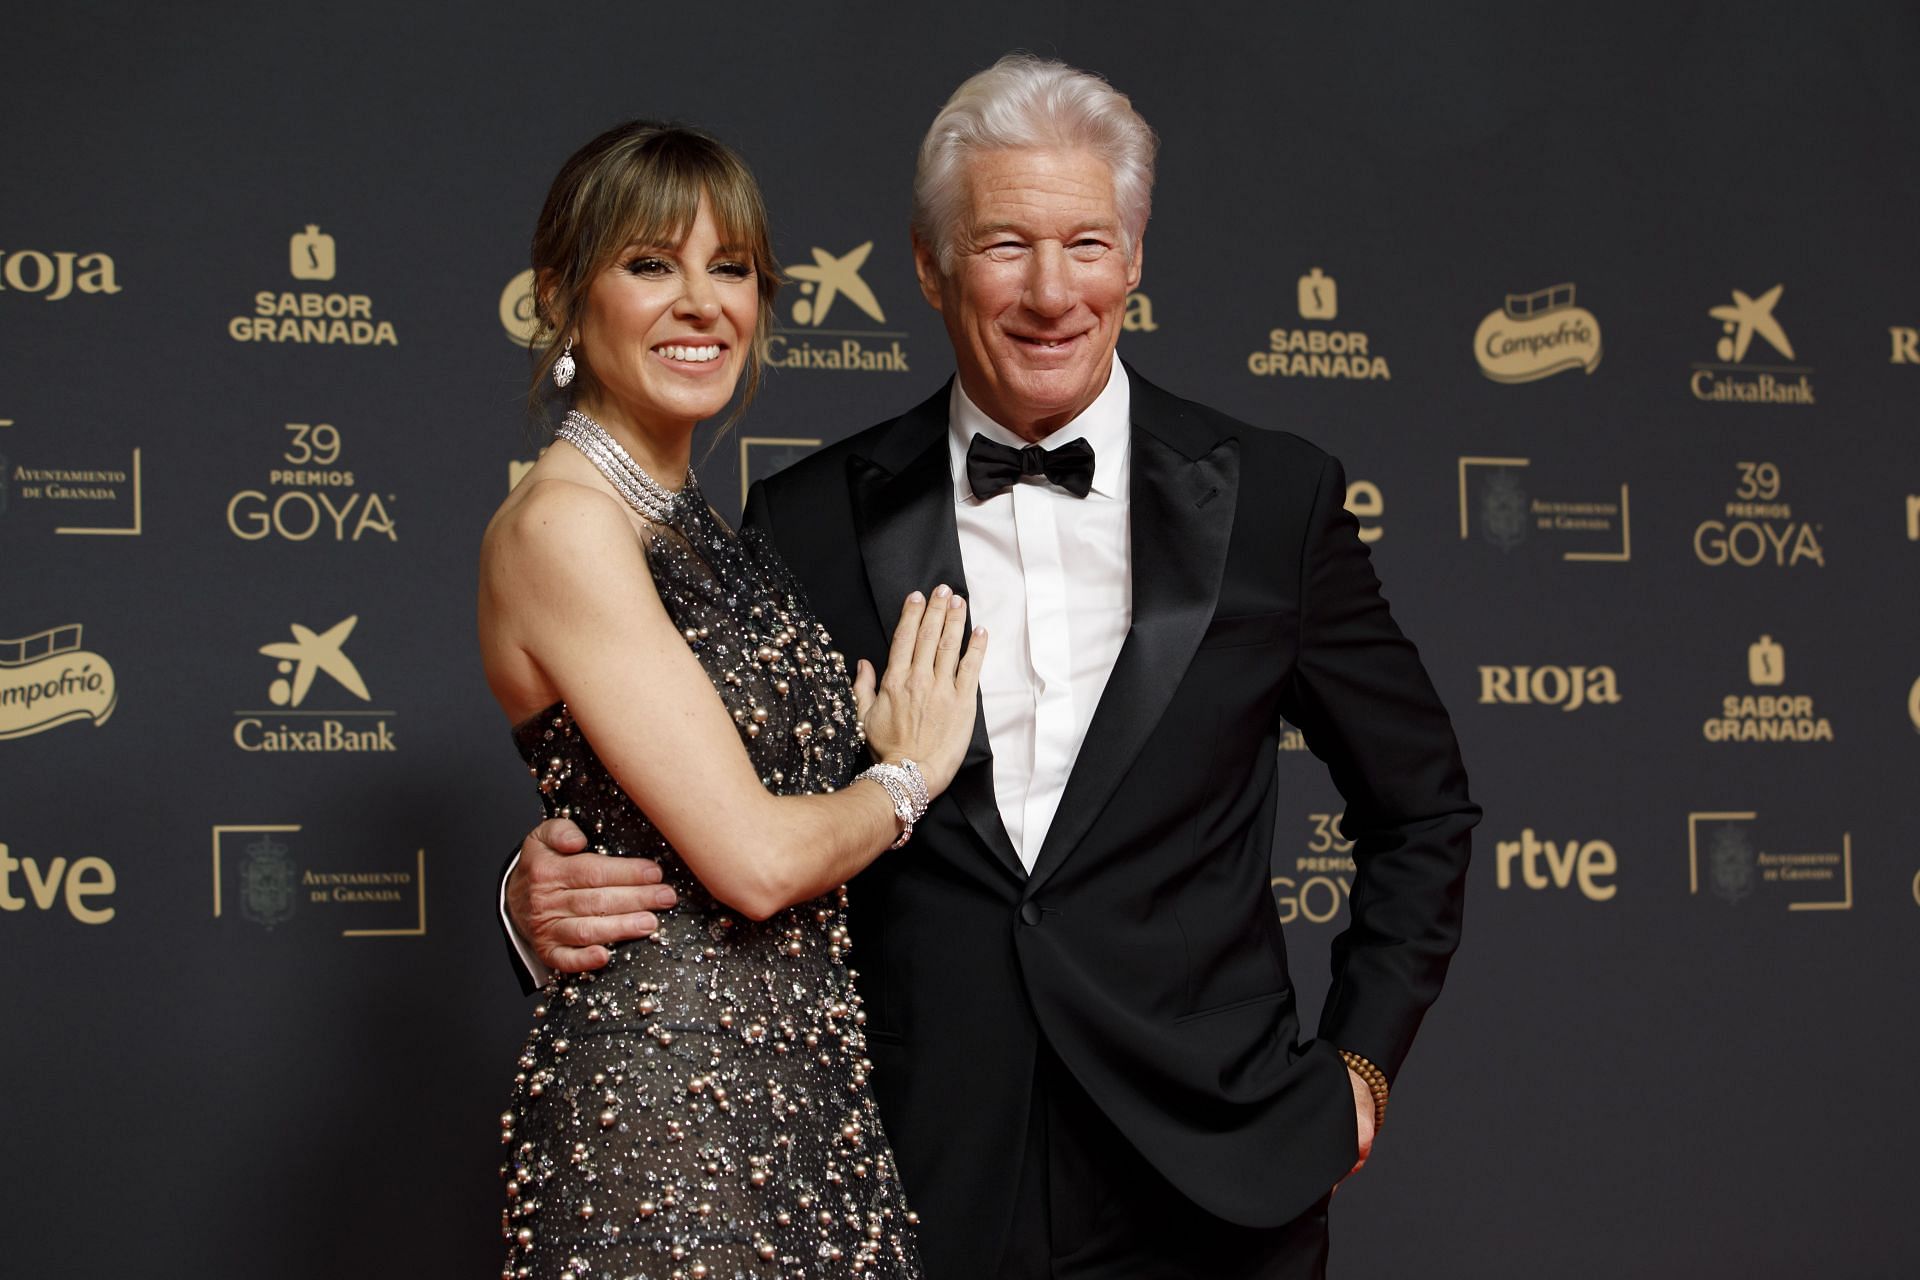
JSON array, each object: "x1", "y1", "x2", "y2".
[{"x1": 1006, "y1": 331, "x2": 1088, "y2": 351}]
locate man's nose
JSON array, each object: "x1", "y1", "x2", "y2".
[{"x1": 1022, "y1": 243, "x2": 1072, "y2": 318}]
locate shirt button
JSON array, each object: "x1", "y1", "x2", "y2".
[{"x1": 1019, "y1": 902, "x2": 1043, "y2": 926}]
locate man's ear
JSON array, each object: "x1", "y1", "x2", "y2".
[
  {"x1": 1125, "y1": 236, "x2": 1145, "y2": 293},
  {"x1": 911, "y1": 233, "x2": 945, "y2": 313}
]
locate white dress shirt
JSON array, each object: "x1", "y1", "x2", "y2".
[{"x1": 949, "y1": 354, "x2": 1133, "y2": 871}]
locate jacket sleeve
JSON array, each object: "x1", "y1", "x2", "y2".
[{"x1": 1278, "y1": 453, "x2": 1480, "y2": 1082}]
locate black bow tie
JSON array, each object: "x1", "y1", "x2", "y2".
[{"x1": 965, "y1": 433, "x2": 1097, "y2": 500}]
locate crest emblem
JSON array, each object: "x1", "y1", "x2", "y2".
[
  {"x1": 239, "y1": 833, "x2": 296, "y2": 928},
  {"x1": 1708, "y1": 825, "x2": 1755, "y2": 905},
  {"x1": 1480, "y1": 470, "x2": 1529, "y2": 551}
]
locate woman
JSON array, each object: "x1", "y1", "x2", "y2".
[{"x1": 478, "y1": 122, "x2": 981, "y2": 1279}]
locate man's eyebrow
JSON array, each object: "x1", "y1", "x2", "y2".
[{"x1": 971, "y1": 217, "x2": 1118, "y2": 238}]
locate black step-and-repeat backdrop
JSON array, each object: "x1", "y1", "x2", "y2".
[{"x1": 5, "y1": 3, "x2": 1917, "y2": 1275}]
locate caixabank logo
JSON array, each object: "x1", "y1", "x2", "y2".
[
  {"x1": 211, "y1": 823, "x2": 425, "y2": 938},
  {"x1": 0, "y1": 625, "x2": 117, "y2": 741},
  {"x1": 224, "y1": 419, "x2": 397, "y2": 543},
  {"x1": 762, "y1": 239, "x2": 909, "y2": 372},
  {"x1": 1248, "y1": 267, "x2": 1392, "y2": 382},
  {"x1": 231, "y1": 615, "x2": 396, "y2": 753},
  {"x1": 228, "y1": 225, "x2": 399, "y2": 347},
  {"x1": 1689, "y1": 284, "x2": 1813, "y2": 405},
  {"x1": 1688, "y1": 811, "x2": 1850, "y2": 911}
]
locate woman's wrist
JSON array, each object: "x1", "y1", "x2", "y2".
[{"x1": 854, "y1": 759, "x2": 928, "y2": 849}]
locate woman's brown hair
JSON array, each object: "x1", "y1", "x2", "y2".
[{"x1": 527, "y1": 121, "x2": 781, "y2": 427}]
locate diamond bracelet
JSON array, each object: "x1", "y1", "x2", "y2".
[{"x1": 855, "y1": 759, "x2": 929, "y2": 850}]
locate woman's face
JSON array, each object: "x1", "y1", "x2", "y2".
[{"x1": 574, "y1": 194, "x2": 758, "y2": 435}]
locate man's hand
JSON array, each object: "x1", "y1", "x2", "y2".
[
  {"x1": 1340, "y1": 1065, "x2": 1378, "y2": 1186},
  {"x1": 507, "y1": 818, "x2": 677, "y2": 973}
]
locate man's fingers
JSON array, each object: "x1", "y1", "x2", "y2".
[
  {"x1": 540, "y1": 943, "x2": 611, "y2": 974},
  {"x1": 932, "y1": 593, "x2": 968, "y2": 679},
  {"x1": 528, "y1": 817, "x2": 589, "y2": 856},
  {"x1": 557, "y1": 854, "x2": 668, "y2": 890},
  {"x1": 911, "y1": 585, "x2": 952, "y2": 669},
  {"x1": 550, "y1": 911, "x2": 660, "y2": 947},
  {"x1": 552, "y1": 884, "x2": 675, "y2": 918},
  {"x1": 886, "y1": 591, "x2": 927, "y2": 677}
]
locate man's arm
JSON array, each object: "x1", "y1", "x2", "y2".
[
  {"x1": 1278, "y1": 453, "x2": 1481, "y2": 1085},
  {"x1": 501, "y1": 820, "x2": 678, "y2": 994}
]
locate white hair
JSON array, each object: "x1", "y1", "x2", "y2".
[{"x1": 912, "y1": 53, "x2": 1159, "y2": 273}]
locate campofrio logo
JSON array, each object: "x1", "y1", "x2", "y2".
[
  {"x1": 1473, "y1": 283, "x2": 1601, "y2": 383},
  {"x1": 0, "y1": 625, "x2": 117, "y2": 741}
]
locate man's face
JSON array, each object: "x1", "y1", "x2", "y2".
[{"x1": 915, "y1": 147, "x2": 1143, "y2": 442}]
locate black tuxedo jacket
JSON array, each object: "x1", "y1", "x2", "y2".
[{"x1": 734, "y1": 367, "x2": 1478, "y2": 1272}]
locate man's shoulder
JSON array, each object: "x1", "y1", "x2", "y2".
[
  {"x1": 758, "y1": 383, "x2": 949, "y2": 499},
  {"x1": 1129, "y1": 367, "x2": 1334, "y2": 473}
]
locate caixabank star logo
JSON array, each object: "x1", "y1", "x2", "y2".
[
  {"x1": 1689, "y1": 284, "x2": 1813, "y2": 405},
  {"x1": 231, "y1": 615, "x2": 397, "y2": 753},
  {"x1": 762, "y1": 239, "x2": 909, "y2": 372}
]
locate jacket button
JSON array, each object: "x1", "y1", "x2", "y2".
[{"x1": 1019, "y1": 902, "x2": 1043, "y2": 926}]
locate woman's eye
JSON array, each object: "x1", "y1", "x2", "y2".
[
  {"x1": 625, "y1": 257, "x2": 671, "y2": 277},
  {"x1": 713, "y1": 261, "x2": 753, "y2": 280}
]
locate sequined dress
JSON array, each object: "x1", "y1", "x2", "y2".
[{"x1": 501, "y1": 475, "x2": 923, "y2": 1279}]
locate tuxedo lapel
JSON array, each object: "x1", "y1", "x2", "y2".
[
  {"x1": 1024, "y1": 377, "x2": 1241, "y2": 896},
  {"x1": 849, "y1": 385, "x2": 1022, "y2": 880}
]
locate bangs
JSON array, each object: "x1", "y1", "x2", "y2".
[{"x1": 592, "y1": 138, "x2": 770, "y2": 269}]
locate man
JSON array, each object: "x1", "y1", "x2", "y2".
[{"x1": 503, "y1": 55, "x2": 1477, "y2": 1278}]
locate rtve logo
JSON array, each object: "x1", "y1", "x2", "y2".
[
  {"x1": 1495, "y1": 828, "x2": 1618, "y2": 902},
  {"x1": 0, "y1": 841, "x2": 117, "y2": 924}
]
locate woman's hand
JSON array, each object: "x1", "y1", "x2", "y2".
[{"x1": 852, "y1": 585, "x2": 986, "y2": 797}]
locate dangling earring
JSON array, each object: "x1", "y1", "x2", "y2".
[{"x1": 552, "y1": 337, "x2": 577, "y2": 389}]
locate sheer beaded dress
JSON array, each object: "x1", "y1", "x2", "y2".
[{"x1": 501, "y1": 472, "x2": 922, "y2": 1279}]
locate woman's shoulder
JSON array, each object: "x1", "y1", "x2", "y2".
[{"x1": 482, "y1": 474, "x2": 650, "y2": 604}]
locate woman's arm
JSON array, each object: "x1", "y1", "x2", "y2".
[{"x1": 481, "y1": 480, "x2": 981, "y2": 921}]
